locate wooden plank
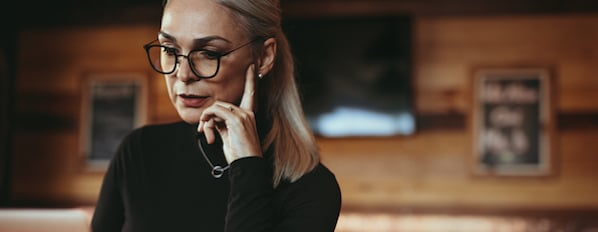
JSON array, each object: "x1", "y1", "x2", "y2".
[
  {"x1": 282, "y1": 0, "x2": 598, "y2": 17},
  {"x1": 558, "y1": 112, "x2": 598, "y2": 129}
]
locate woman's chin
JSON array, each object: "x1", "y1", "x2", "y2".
[{"x1": 177, "y1": 109, "x2": 202, "y2": 125}]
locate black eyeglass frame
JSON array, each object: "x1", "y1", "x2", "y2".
[{"x1": 143, "y1": 38, "x2": 262, "y2": 79}]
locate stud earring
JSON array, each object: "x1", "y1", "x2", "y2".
[{"x1": 258, "y1": 73, "x2": 263, "y2": 79}]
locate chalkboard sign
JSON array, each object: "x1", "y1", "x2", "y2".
[
  {"x1": 80, "y1": 73, "x2": 147, "y2": 170},
  {"x1": 472, "y1": 68, "x2": 553, "y2": 176}
]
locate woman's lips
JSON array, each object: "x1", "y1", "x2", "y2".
[{"x1": 179, "y1": 94, "x2": 208, "y2": 107}]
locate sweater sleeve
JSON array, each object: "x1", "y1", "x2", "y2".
[
  {"x1": 90, "y1": 144, "x2": 126, "y2": 232},
  {"x1": 225, "y1": 157, "x2": 274, "y2": 232},
  {"x1": 273, "y1": 164, "x2": 342, "y2": 232},
  {"x1": 91, "y1": 126, "x2": 144, "y2": 232},
  {"x1": 225, "y1": 157, "x2": 342, "y2": 232}
]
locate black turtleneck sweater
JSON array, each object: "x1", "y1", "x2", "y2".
[{"x1": 91, "y1": 121, "x2": 341, "y2": 232}]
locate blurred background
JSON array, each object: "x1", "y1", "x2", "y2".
[{"x1": 1, "y1": 0, "x2": 598, "y2": 231}]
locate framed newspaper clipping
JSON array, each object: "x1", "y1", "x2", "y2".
[
  {"x1": 472, "y1": 68, "x2": 554, "y2": 176},
  {"x1": 80, "y1": 73, "x2": 148, "y2": 170}
]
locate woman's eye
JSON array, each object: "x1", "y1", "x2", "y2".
[
  {"x1": 162, "y1": 47, "x2": 178, "y2": 56},
  {"x1": 200, "y1": 50, "x2": 222, "y2": 60}
]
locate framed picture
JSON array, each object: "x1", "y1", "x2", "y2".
[
  {"x1": 80, "y1": 73, "x2": 148, "y2": 170},
  {"x1": 472, "y1": 68, "x2": 554, "y2": 176}
]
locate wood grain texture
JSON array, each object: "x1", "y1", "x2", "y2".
[{"x1": 7, "y1": 13, "x2": 598, "y2": 212}]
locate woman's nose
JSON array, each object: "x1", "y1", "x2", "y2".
[{"x1": 176, "y1": 56, "x2": 200, "y2": 83}]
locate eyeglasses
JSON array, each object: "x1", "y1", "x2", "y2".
[{"x1": 143, "y1": 38, "x2": 259, "y2": 79}]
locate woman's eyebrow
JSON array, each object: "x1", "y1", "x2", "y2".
[
  {"x1": 192, "y1": 36, "x2": 231, "y2": 45},
  {"x1": 158, "y1": 31, "x2": 176, "y2": 41},
  {"x1": 158, "y1": 31, "x2": 231, "y2": 46}
]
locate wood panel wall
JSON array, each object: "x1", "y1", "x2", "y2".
[
  {"x1": 10, "y1": 25, "x2": 161, "y2": 205},
  {"x1": 7, "y1": 14, "x2": 598, "y2": 213},
  {"x1": 328, "y1": 13, "x2": 598, "y2": 211}
]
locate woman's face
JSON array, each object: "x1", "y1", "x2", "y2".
[{"x1": 160, "y1": 0, "x2": 253, "y2": 124}]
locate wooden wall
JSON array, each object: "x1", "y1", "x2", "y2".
[
  {"x1": 7, "y1": 13, "x2": 598, "y2": 213},
  {"x1": 10, "y1": 25, "x2": 162, "y2": 205},
  {"x1": 326, "y1": 13, "x2": 598, "y2": 211}
]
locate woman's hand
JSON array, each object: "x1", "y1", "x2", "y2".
[{"x1": 197, "y1": 65, "x2": 262, "y2": 164}]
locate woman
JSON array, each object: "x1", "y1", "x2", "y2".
[{"x1": 91, "y1": 0, "x2": 342, "y2": 231}]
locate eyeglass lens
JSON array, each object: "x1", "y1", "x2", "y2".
[{"x1": 146, "y1": 46, "x2": 220, "y2": 78}]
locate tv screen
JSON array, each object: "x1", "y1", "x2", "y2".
[{"x1": 283, "y1": 15, "x2": 415, "y2": 137}]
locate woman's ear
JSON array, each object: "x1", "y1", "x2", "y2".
[{"x1": 257, "y1": 37, "x2": 277, "y2": 77}]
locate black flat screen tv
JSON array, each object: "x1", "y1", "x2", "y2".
[{"x1": 283, "y1": 15, "x2": 415, "y2": 137}]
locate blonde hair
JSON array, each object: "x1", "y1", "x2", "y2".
[{"x1": 164, "y1": 0, "x2": 320, "y2": 186}]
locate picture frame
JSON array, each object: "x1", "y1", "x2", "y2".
[
  {"x1": 80, "y1": 73, "x2": 148, "y2": 170},
  {"x1": 471, "y1": 68, "x2": 554, "y2": 176}
]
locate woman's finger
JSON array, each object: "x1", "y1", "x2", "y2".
[
  {"x1": 239, "y1": 64, "x2": 256, "y2": 111},
  {"x1": 203, "y1": 118, "x2": 216, "y2": 144},
  {"x1": 199, "y1": 100, "x2": 261, "y2": 160},
  {"x1": 199, "y1": 103, "x2": 238, "y2": 138}
]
